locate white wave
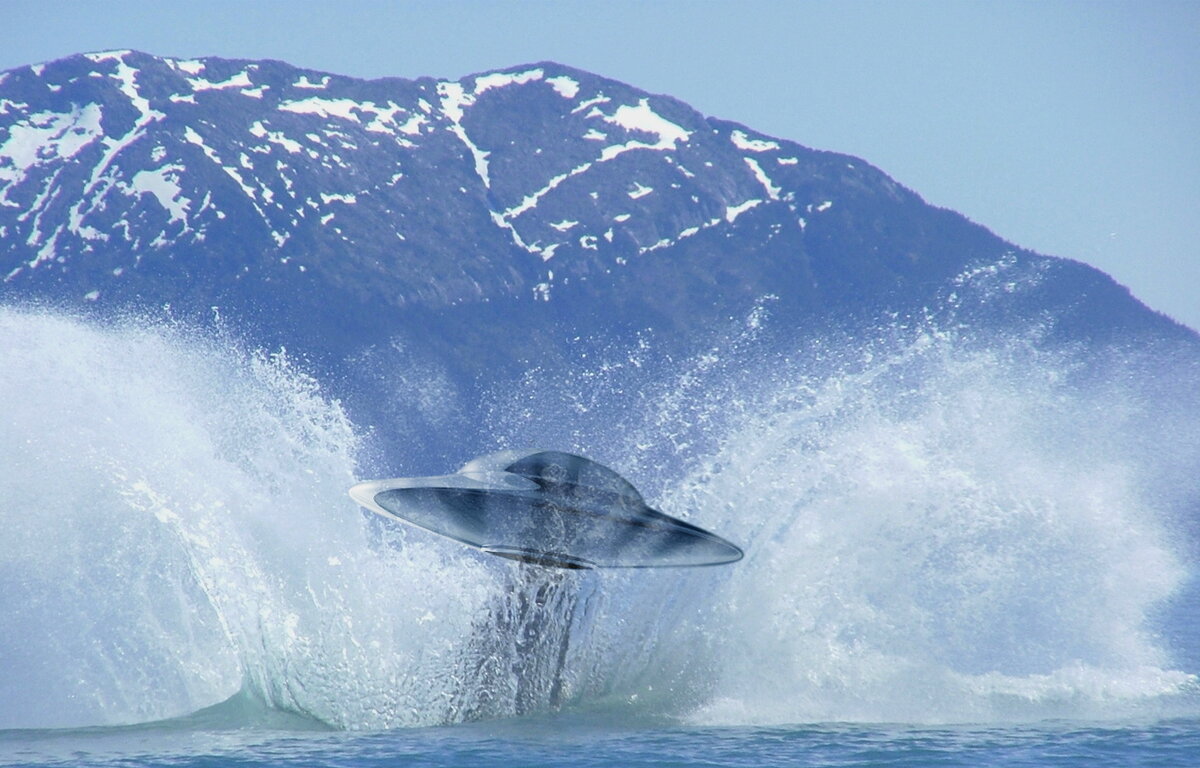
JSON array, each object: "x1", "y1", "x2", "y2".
[
  {"x1": 0, "y1": 309, "x2": 499, "y2": 729},
  {"x1": 2, "y1": 307, "x2": 1197, "y2": 729},
  {"x1": 484, "y1": 318, "x2": 1200, "y2": 724},
  {"x1": 659, "y1": 329, "x2": 1200, "y2": 724}
]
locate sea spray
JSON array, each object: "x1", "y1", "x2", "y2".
[
  {"x1": 666, "y1": 330, "x2": 1198, "y2": 723},
  {"x1": 3, "y1": 306, "x2": 1198, "y2": 730},
  {"x1": 487, "y1": 317, "x2": 1200, "y2": 724},
  {"x1": 0, "y1": 309, "x2": 498, "y2": 729}
]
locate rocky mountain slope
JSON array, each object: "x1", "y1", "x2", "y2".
[{"x1": 1, "y1": 51, "x2": 1191, "y2": 465}]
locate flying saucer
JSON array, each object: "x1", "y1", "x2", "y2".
[{"x1": 349, "y1": 450, "x2": 743, "y2": 569}]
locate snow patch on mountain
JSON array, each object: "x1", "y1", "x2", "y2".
[
  {"x1": 731, "y1": 129, "x2": 780, "y2": 153},
  {"x1": 744, "y1": 157, "x2": 781, "y2": 200},
  {"x1": 85, "y1": 52, "x2": 163, "y2": 125},
  {"x1": 474, "y1": 68, "x2": 544, "y2": 95},
  {"x1": 278, "y1": 96, "x2": 409, "y2": 135},
  {"x1": 0, "y1": 103, "x2": 104, "y2": 194},
  {"x1": 628, "y1": 182, "x2": 653, "y2": 199},
  {"x1": 572, "y1": 94, "x2": 611, "y2": 115},
  {"x1": 249, "y1": 121, "x2": 303, "y2": 154},
  {"x1": 546, "y1": 75, "x2": 580, "y2": 99},
  {"x1": 726, "y1": 199, "x2": 762, "y2": 223},
  {"x1": 184, "y1": 125, "x2": 270, "y2": 224},
  {"x1": 397, "y1": 113, "x2": 427, "y2": 136},
  {"x1": 173, "y1": 59, "x2": 205, "y2": 76},
  {"x1": 127, "y1": 164, "x2": 191, "y2": 225},
  {"x1": 437, "y1": 81, "x2": 491, "y2": 188},
  {"x1": 294, "y1": 74, "x2": 330, "y2": 90},
  {"x1": 598, "y1": 99, "x2": 690, "y2": 161},
  {"x1": 188, "y1": 71, "x2": 253, "y2": 92}
]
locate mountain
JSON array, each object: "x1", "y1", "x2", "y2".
[{"x1": 1, "y1": 51, "x2": 1193, "y2": 466}]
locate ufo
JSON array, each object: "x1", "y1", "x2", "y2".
[{"x1": 348, "y1": 450, "x2": 743, "y2": 569}]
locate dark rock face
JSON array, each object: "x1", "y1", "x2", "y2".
[{"x1": 1, "y1": 51, "x2": 1192, "y2": 465}]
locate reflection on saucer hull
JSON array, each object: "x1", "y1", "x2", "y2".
[{"x1": 349, "y1": 450, "x2": 743, "y2": 569}]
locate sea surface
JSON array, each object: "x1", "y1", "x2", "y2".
[
  {"x1": 3, "y1": 306, "x2": 1199, "y2": 766},
  {"x1": 5, "y1": 714, "x2": 1200, "y2": 767}
]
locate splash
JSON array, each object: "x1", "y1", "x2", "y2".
[
  {"x1": 2, "y1": 305, "x2": 1197, "y2": 730},
  {"x1": 486, "y1": 315, "x2": 1200, "y2": 724},
  {"x1": 653, "y1": 328, "x2": 1199, "y2": 723},
  {"x1": 0, "y1": 308, "x2": 502, "y2": 729}
]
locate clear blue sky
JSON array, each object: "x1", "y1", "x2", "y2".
[{"x1": 5, "y1": 0, "x2": 1197, "y2": 330}]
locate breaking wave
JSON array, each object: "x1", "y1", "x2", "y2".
[{"x1": 1, "y1": 305, "x2": 1198, "y2": 730}]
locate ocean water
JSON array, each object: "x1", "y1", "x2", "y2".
[
  {"x1": 6, "y1": 714, "x2": 1200, "y2": 767},
  {"x1": 2, "y1": 305, "x2": 1199, "y2": 766}
]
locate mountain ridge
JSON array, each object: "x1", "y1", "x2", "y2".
[
  {"x1": 0, "y1": 52, "x2": 1173, "y2": 309},
  {"x1": 1, "y1": 51, "x2": 1193, "y2": 457}
]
